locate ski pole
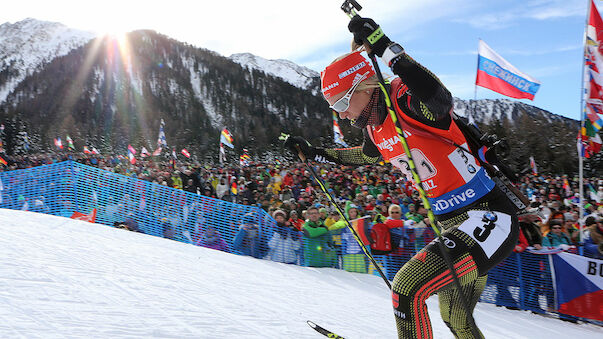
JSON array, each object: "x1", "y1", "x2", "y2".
[
  {"x1": 280, "y1": 133, "x2": 392, "y2": 290},
  {"x1": 340, "y1": 1, "x2": 482, "y2": 337}
]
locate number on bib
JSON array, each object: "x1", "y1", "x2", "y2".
[
  {"x1": 447, "y1": 143, "x2": 479, "y2": 183},
  {"x1": 390, "y1": 148, "x2": 437, "y2": 181},
  {"x1": 457, "y1": 210, "x2": 512, "y2": 258}
]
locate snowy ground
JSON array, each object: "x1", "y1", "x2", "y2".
[{"x1": 0, "y1": 209, "x2": 601, "y2": 338}]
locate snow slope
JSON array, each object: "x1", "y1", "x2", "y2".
[{"x1": 0, "y1": 209, "x2": 600, "y2": 338}]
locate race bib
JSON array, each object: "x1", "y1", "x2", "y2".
[
  {"x1": 457, "y1": 210, "x2": 512, "y2": 258},
  {"x1": 447, "y1": 143, "x2": 479, "y2": 183},
  {"x1": 390, "y1": 148, "x2": 437, "y2": 182}
]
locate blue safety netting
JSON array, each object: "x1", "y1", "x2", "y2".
[{"x1": 0, "y1": 161, "x2": 595, "y2": 323}]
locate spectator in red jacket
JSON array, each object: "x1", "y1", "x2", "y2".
[{"x1": 288, "y1": 210, "x2": 305, "y2": 232}]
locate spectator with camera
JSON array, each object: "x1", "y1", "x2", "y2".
[
  {"x1": 232, "y1": 213, "x2": 266, "y2": 259},
  {"x1": 265, "y1": 210, "x2": 302, "y2": 264}
]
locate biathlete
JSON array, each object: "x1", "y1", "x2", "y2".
[{"x1": 284, "y1": 16, "x2": 521, "y2": 339}]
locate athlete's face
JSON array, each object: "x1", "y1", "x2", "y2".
[{"x1": 327, "y1": 87, "x2": 375, "y2": 121}]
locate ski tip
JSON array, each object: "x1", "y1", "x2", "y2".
[{"x1": 306, "y1": 320, "x2": 317, "y2": 328}]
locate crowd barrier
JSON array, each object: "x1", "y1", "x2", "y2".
[{"x1": 0, "y1": 161, "x2": 596, "y2": 324}]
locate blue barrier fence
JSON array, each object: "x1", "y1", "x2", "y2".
[{"x1": 0, "y1": 161, "x2": 593, "y2": 323}]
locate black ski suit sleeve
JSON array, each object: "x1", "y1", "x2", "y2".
[{"x1": 389, "y1": 53, "x2": 454, "y2": 129}]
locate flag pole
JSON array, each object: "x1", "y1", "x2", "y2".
[
  {"x1": 471, "y1": 39, "x2": 481, "y2": 124},
  {"x1": 579, "y1": 0, "x2": 591, "y2": 243}
]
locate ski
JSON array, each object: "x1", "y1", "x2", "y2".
[{"x1": 307, "y1": 320, "x2": 345, "y2": 339}]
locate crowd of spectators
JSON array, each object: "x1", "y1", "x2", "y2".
[{"x1": 1, "y1": 151, "x2": 601, "y2": 260}]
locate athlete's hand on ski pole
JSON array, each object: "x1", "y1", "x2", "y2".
[
  {"x1": 348, "y1": 16, "x2": 391, "y2": 57},
  {"x1": 282, "y1": 134, "x2": 316, "y2": 162}
]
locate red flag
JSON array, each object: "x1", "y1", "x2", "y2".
[
  {"x1": 127, "y1": 149, "x2": 136, "y2": 164},
  {"x1": 588, "y1": 76, "x2": 603, "y2": 100},
  {"x1": 181, "y1": 148, "x2": 190, "y2": 158},
  {"x1": 590, "y1": 0, "x2": 603, "y2": 55},
  {"x1": 0, "y1": 156, "x2": 7, "y2": 166},
  {"x1": 70, "y1": 208, "x2": 97, "y2": 223},
  {"x1": 127, "y1": 144, "x2": 137, "y2": 155},
  {"x1": 152, "y1": 147, "x2": 161, "y2": 156}
]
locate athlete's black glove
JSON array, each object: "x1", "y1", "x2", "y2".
[
  {"x1": 283, "y1": 135, "x2": 316, "y2": 161},
  {"x1": 348, "y1": 16, "x2": 391, "y2": 57}
]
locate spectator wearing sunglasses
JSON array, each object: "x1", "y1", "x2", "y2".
[
  {"x1": 542, "y1": 220, "x2": 571, "y2": 249},
  {"x1": 386, "y1": 204, "x2": 407, "y2": 249}
]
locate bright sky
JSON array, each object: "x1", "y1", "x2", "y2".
[{"x1": 0, "y1": 0, "x2": 593, "y2": 120}]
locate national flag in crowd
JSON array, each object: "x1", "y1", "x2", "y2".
[
  {"x1": 171, "y1": 148, "x2": 177, "y2": 169},
  {"x1": 581, "y1": 0, "x2": 603, "y2": 158},
  {"x1": 529, "y1": 156, "x2": 538, "y2": 175},
  {"x1": 230, "y1": 181, "x2": 238, "y2": 195},
  {"x1": 551, "y1": 252, "x2": 602, "y2": 321},
  {"x1": 91, "y1": 147, "x2": 100, "y2": 155},
  {"x1": 181, "y1": 148, "x2": 190, "y2": 158},
  {"x1": 0, "y1": 155, "x2": 6, "y2": 166},
  {"x1": 140, "y1": 147, "x2": 150, "y2": 158},
  {"x1": 351, "y1": 217, "x2": 372, "y2": 246},
  {"x1": 54, "y1": 137, "x2": 63, "y2": 150},
  {"x1": 152, "y1": 147, "x2": 161, "y2": 156},
  {"x1": 239, "y1": 153, "x2": 251, "y2": 167},
  {"x1": 475, "y1": 39, "x2": 541, "y2": 100},
  {"x1": 83, "y1": 146, "x2": 91, "y2": 154},
  {"x1": 66, "y1": 135, "x2": 75, "y2": 150},
  {"x1": 127, "y1": 146, "x2": 136, "y2": 164},
  {"x1": 579, "y1": 109, "x2": 603, "y2": 158},
  {"x1": 157, "y1": 119, "x2": 167, "y2": 148},
  {"x1": 586, "y1": 102, "x2": 603, "y2": 130},
  {"x1": 333, "y1": 111, "x2": 349, "y2": 147},
  {"x1": 562, "y1": 178, "x2": 571, "y2": 195},
  {"x1": 220, "y1": 128, "x2": 234, "y2": 149}
]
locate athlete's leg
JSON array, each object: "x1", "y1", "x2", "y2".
[
  {"x1": 391, "y1": 242, "x2": 479, "y2": 339},
  {"x1": 439, "y1": 274, "x2": 487, "y2": 339}
]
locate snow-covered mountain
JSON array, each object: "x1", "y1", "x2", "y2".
[
  {"x1": 229, "y1": 52, "x2": 320, "y2": 94},
  {"x1": 452, "y1": 97, "x2": 570, "y2": 124},
  {"x1": 0, "y1": 18, "x2": 95, "y2": 103}
]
